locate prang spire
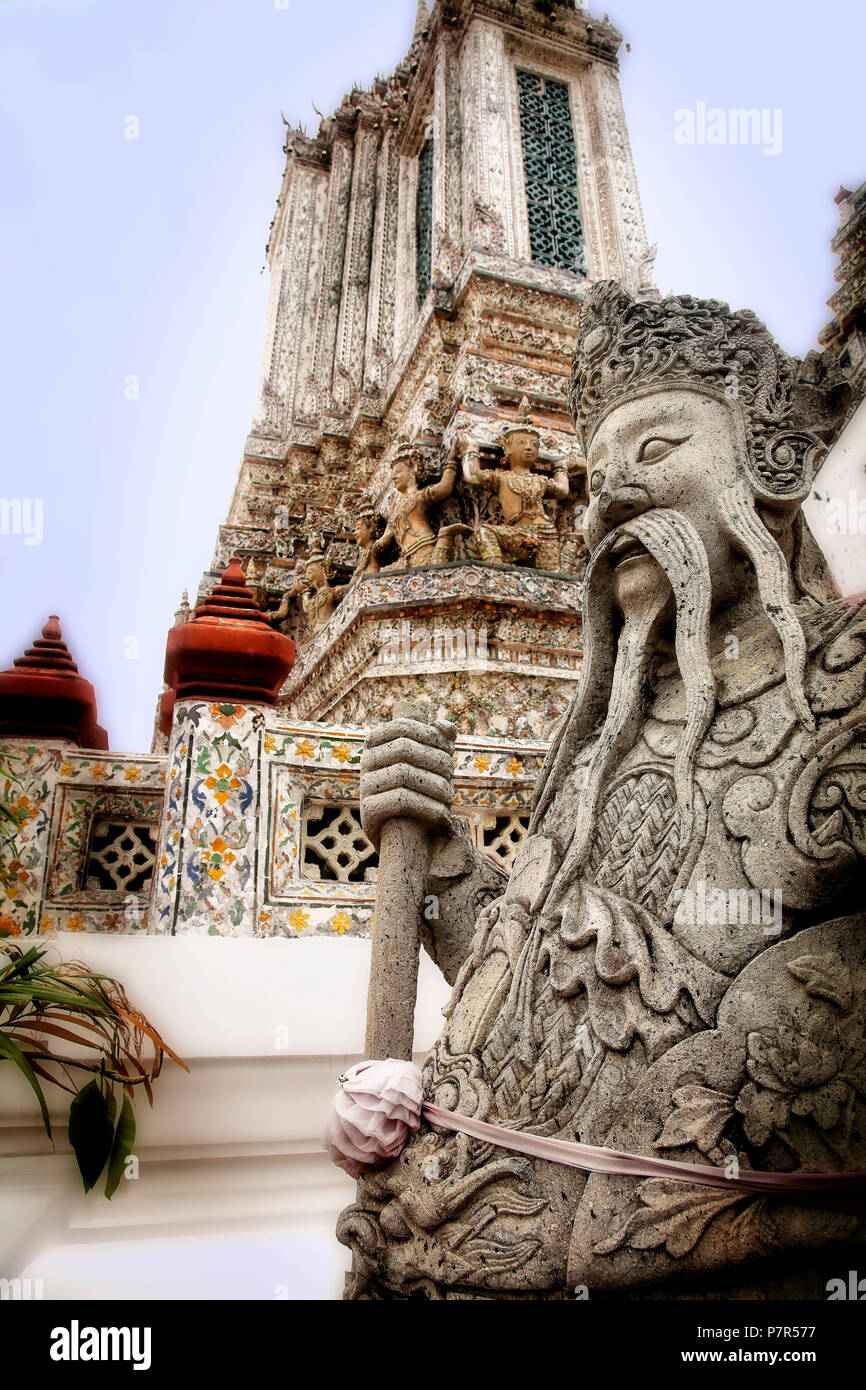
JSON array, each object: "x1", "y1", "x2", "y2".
[{"x1": 412, "y1": 0, "x2": 430, "y2": 44}]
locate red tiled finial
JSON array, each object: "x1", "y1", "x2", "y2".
[
  {"x1": 160, "y1": 557, "x2": 295, "y2": 736},
  {"x1": 0, "y1": 617, "x2": 109, "y2": 749}
]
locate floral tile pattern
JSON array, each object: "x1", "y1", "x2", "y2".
[
  {"x1": 151, "y1": 704, "x2": 548, "y2": 938},
  {"x1": 2, "y1": 708, "x2": 550, "y2": 940},
  {"x1": 0, "y1": 743, "x2": 165, "y2": 936}
]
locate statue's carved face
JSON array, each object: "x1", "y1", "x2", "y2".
[
  {"x1": 355, "y1": 517, "x2": 375, "y2": 546},
  {"x1": 503, "y1": 429, "x2": 539, "y2": 469},
  {"x1": 391, "y1": 459, "x2": 414, "y2": 493},
  {"x1": 584, "y1": 389, "x2": 745, "y2": 615},
  {"x1": 306, "y1": 560, "x2": 326, "y2": 588}
]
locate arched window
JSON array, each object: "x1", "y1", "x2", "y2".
[
  {"x1": 516, "y1": 71, "x2": 586, "y2": 276},
  {"x1": 416, "y1": 139, "x2": 434, "y2": 305}
]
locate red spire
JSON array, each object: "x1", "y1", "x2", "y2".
[
  {"x1": 192, "y1": 557, "x2": 273, "y2": 624},
  {"x1": 9, "y1": 616, "x2": 80, "y2": 674},
  {"x1": 0, "y1": 617, "x2": 109, "y2": 749},
  {"x1": 160, "y1": 557, "x2": 295, "y2": 736}
]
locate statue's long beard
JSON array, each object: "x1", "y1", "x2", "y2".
[
  {"x1": 535, "y1": 510, "x2": 716, "y2": 908},
  {"x1": 719, "y1": 480, "x2": 814, "y2": 729},
  {"x1": 532, "y1": 497, "x2": 815, "y2": 915}
]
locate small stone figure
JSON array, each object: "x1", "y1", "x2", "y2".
[
  {"x1": 349, "y1": 513, "x2": 383, "y2": 584},
  {"x1": 172, "y1": 590, "x2": 191, "y2": 627},
  {"x1": 267, "y1": 552, "x2": 346, "y2": 636},
  {"x1": 300, "y1": 552, "x2": 347, "y2": 633},
  {"x1": 244, "y1": 556, "x2": 268, "y2": 610},
  {"x1": 558, "y1": 501, "x2": 590, "y2": 577},
  {"x1": 265, "y1": 560, "x2": 304, "y2": 630},
  {"x1": 460, "y1": 396, "x2": 570, "y2": 570},
  {"x1": 376, "y1": 444, "x2": 469, "y2": 569},
  {"x1": 273, "y1": 504, "x2": 293, "y2": 561}
]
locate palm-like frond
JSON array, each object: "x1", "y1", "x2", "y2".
[{"x1": 0, "y1": 941, "x2": 186, "y2": 1195}]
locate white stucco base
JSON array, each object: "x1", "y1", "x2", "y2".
[
  {"x1": 803, "y1": 395, "x2": 866, "y2": 597},
  {"x1": 0, "y1": 937, "x2": 451, "y2": 1300}
]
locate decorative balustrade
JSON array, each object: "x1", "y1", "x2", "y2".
[{"x1": 1, "y1": 710, "x2": 547, "y2": 940}]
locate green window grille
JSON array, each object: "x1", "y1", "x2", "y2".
[
  {"x1": 416, "y1": 139, "x2": 433, "y2": 306},
  {"x1": 516, "y1": 70, "x2": 586, "y2": 276}
]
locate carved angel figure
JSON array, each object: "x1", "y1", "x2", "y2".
[
  {"x1": 338, "y1": 281, "x2": 865, "y2": 1299},
  {"x1": 267, "y1": 552, "x2": 346, "y2": 636},
  {"x1": 460, "y1": 397, "x2": 570, "y2": 571},
  {"x1": 375, "y1": 444, "x2": 469, "y2": 569},
  {"x1": 348, "y1": 513, "x2": 382, "y2": 584}
]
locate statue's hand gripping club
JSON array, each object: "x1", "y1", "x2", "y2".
[{"x1": 360, "y1": 702, "x2": 457, "y2": 1060}]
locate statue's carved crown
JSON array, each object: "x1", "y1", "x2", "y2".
[
  {"x1": 569, "y1": 281, "x2": 851, "y2": 501},
  {"x1": 392, "y1": 441, "x2": 418, "y2": 468},
  {"x1": 500, "y1": 395, "x2": 540, "y2": 444}
]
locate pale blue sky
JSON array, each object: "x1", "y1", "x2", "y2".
[{"x1": 1, "y1": 0, "x2": 863, "y2": 751}]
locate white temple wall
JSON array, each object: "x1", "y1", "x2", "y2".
[
  {"x1": 0, "y1": 936, "x2": 450, "y2": 1300},
  {"x1": 803, "y1": 396, "x2": 866, "y2": 598}
]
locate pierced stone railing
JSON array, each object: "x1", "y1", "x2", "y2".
[
  {"x1": 0, "y1": 742, "x2": 166, "y2": 936},
  {"x1": 1, "y1": 710, "x2": 547, "y2": 940}
]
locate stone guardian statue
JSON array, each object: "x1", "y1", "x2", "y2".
[{"x1": 337, "y1": 281, "x2": 864, "y2": 1300}]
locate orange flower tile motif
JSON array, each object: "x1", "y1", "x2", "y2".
[
  {"x1": 0, "y1": 915, "x2": 21, "y2": 936},
  {"x1": 263, "y1": 734, "x2": 277, "y2": 755},
  {"x1": 332, "y1": 743, "x2": 352, "y2": 764},
  {"x1": 473, "y1": 755, "x2": 491, "y2": 774},
  {"x1": 294, "y1": 738, "x2": 316, "y2": 761},
  {"x1": 330, "y1": 910, "x2": 352, "y2": 935},
  {"x1": 90, "y1": 764, "x2": 108, "y2": 780},
  {"x1": 289, "y1": 908, "x2": 310, "y2": 932},
  {"x1": 204, "y1": 835, "x2": 237, "y2": 881},
  {"x1": 505, "y1": 757, "x2": 524, "y2": 777},
  {"x1": 210, "y1": 703, "x2": 245, "y2": 730},
  {"x1": 124, "y1": 766, "x2": 142, "y2": 783},
  {"x1": 205, "y1": 764, "x2": 241, "y2": 806}
]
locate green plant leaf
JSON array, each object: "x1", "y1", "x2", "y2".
[
  {"x1": 0, "y1": 945, "x2": 44, "y2": 982},
  {"x1": 68, "y1": 1080, "x2": 116, "y2": 1192},
  {"x1": 105, "y1": 1094, "x2": 136, "y2": 1199},
  {"x1": 0, "y1": 1030, "x2": 52, "y2": 1140},
  {"x1": 0, "y1": 983, "x2": 113, "y2": 1012}
]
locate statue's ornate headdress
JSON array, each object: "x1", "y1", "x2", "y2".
[
  {"x1": 568, "y1": 281, "x2": 851, "y2": 503},
  {"x1": 391, "y1": 442, "x2": 418, "y2": 469},
  {"x1": 391, "y1": 439, "x2": 444, "y2": 484},
  {"x1": 500, "y1": 395, "x2": 540, "y2": 445}
]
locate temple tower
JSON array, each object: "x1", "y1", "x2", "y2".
[{"x1": 190, "y1": 0, "x2": 655, "y2": 743}]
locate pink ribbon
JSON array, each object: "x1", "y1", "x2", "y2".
[
  {"x1": 422, "y1": 1103, "x2": 866, "y2": 1194},
  {"x1": 324, "y1": 1061, "x2": 866, "y2": 1194}
]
